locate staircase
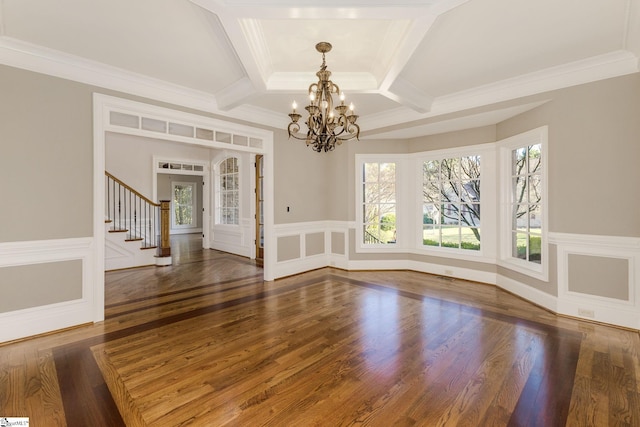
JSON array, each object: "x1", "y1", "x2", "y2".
[{"x1": 105, "y1": 171, "x2": 170, "y2": 270}]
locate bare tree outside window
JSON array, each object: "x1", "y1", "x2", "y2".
[
  {"x1": 423, "y1": 156, "x2": 481, "y2": 250},
  {"x1": 511, "y1": 144, "x2": 542, "y2": 263},
  {"x1": 363, "y1": 162, "x2": 396, "y2": 244}
]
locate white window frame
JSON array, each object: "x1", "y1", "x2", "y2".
[
  {"x1": 171, "y1": 181, "x2": 197, "y2": 229},
  {"x1": 413, "y1": 143, "x2": 496, "y2": 262},
  {"x1": 215, "y1": 156, "x2": 240, "y2": 226},
  {"x1": 498, "y1": 126, "x2": 549, "y2": 281},
  {"x1": 355, "y1": 154, "x2": 408, "y2": 252}
]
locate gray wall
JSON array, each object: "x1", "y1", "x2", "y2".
[
  {"x1": 497, "y1": 73, "x2": 640, "y2": 238},
  {"x1": 274, "y1": 128, "x2": 331, "y2": 224},
  {"x1": 0, "y1": 65, "x2": 93, "y2": 243}
]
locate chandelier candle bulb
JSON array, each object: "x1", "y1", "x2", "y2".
[
  {"x1": 286, "y1": 41, "x2": 360, "y2": 152},
  {"x1": 292, "y1": 101, "x2": 297, "y2": 113}
]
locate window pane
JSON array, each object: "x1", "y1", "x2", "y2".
[
  {"x1": 442, "y1": 225, "x2": 460, "y2": 248},
  {"x1": 462, "y1": 203, "x2": 481, "y2": 227},
  {"x1": 423, "y1": 160, "x2": 439, "y2": 181},
  {"x1": 424, "y1": 181, "x2": 440, "y2": 203},
  {"x1": 364, "y1": 163, "x2": 378, "y2": 182},
  {"x1": 513, "y1": 232, "x2": 527, "y2": 260},
  {"x1": 423, "y1": 226, "x2": 439, "y2": 246},
  {"x1": 461, "y1": 226, "x2": 480, "y2": 250},
  {"x1": 512, "y1": 148, "x2": 527, "y2": 175},
  {"x1": 423, "y1": 204, "x2": 438, "y2": 225},
  {"x1": 513, "y1": 176, "x2": 526, "y2": 204},
  {"x1": 461, "y1": 155, "x2": 481, "y2": 178},
  {"x1": 529, "y1": 234, "x2": 542, "y2": 263},
  {"x1": 442, "y1": 181, "x2": 459, "y2": 202},
  {"x1": 461, "y1": 180, "x2": 480, "y2": 202},
  {"x1": 364, "y1": 224, "x2": 381, "y2": 244},
  {"x1": 513, "y1": 204, "x2": 528, "y2": 231},
  {"x1": 529, "y1": 204, "x2": 541, "y2": 233},
  {"x1": 364, "y1": 183, "x2": 380, "y2": 204},
  {"x1": 528, "y1": 144, "x2": 541, "y2": 173},
  {"x1": 529, "y1": 174, "x2": 542, "y2": 203},
  {"x1": 441, "y1": 203, "x2": 459, "y2": 225}
]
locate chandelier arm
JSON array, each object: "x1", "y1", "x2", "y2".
[{"x1": 286, "y1": 42, "x2": 360, "y2": 153}]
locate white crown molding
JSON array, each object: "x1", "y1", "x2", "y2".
[
  {"x1": 358, "y1": 49, "x2": 639, "y2": 137},
  {"x1": 238, "y1": 18, "x2": 273, "y2": 83},
  {"x1": 386, "y1": 76, "x2": 434, "y2": 113},
  {"x1": 433, "y1": 49, "x2": 640, "y2": 114},
  {"x1": 0, "y1": 36, "x2": 289, "y2": 129},
  {"x1": 215, "y1": 76, "x2": 259, "y2": 110},
  {"x1": 0, "y1": 37, "x2": 217, "y2": 108}
]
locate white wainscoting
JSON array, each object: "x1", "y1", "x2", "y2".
[
  {"x1": 273, "y1": 223, "x2": 640, "y2": 330},
  {"x1": 211, "y1": 219, "x2": 252, "y2": 258},
  {"x1": 0, "y1": 237, "x2": 95, "y2": 343},
  {"x1": 274, "y1": 221, "x2": 348, "y2": 278},
  {"x1": 551, "y1": 232, "x2": 640, "y2": 330}
]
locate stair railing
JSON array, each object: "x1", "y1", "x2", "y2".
[{"x1": 105, "y1": 171, "x2": 164, "y2": 251}]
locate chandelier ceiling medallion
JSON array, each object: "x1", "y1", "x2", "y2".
[{"x1": 287, "y1": 42, "x2": 360, "y2": 152}]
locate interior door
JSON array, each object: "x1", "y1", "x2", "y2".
[{"x1": 255, "y1": 155, "x2": 264, "y2": 266}]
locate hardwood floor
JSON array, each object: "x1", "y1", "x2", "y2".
[{"x1": 2, "y1": 233, "x2": 640, "y2": 426}]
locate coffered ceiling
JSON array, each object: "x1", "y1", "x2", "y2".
[{"x1": 0, "y1": 0, "x2": 638, "y2": 139}]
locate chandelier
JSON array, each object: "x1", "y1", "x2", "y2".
[{"x1": 287, "y1": 42, "x2": 360, "y2": 152}]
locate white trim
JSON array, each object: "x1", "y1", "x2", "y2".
[
  {"x1": 154, "y1": 156, "x2": 210, "y2": 248},
  {"x1": 552, "y1": 231, "x2": 640, "y2": 329},
  {"x1": 497, "y1": 126, "x2": 549, "y2": 281},
  {"x1": 0, "y1": 237, "x2": 94, "y2": 342},
  {"x1": 354, "y1": 154, "x2": 408, "y2": 252},
  {"x1": 95, "y1": 94, "x2": 275, "y2": 295},
  {"x1": 496, "y1": 274, "x2": 558, "y2": 314}
]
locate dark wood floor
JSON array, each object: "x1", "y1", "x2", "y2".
[{"x1": 2, "y1": 234, "x2": 640, "y2": 426}]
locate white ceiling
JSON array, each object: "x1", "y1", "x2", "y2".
[{"x1": 0, "y1": 0, "x2": 638, "y2": 139}]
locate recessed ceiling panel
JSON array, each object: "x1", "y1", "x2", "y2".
[
  {"x1": 2, "y1": 0, "x2": 246, "y2": 93},
  {"x1": 257, "y1": 19, "x2": 410, "y2": 75},
  {"x1": 402, "y1": 0, "x2": 629, "y2": 97}
]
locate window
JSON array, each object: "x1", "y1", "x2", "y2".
[
  {"x1": 172, "y1": 182, "x2": 196, "y2": 229},
  {"x1": 217, "y1": 157, "x2": 239, "y2": 225},
  {"x1": 362, "y1": 162, "x2": 396, "y2": 245},
  {"x1": 499, "y1": 126, "x2": 547, "y2": 279},
  {"x1": 510, "y1": 145, "x2": 542, "y2": 263},
  {"x1": 422, "y1": 156, "x2": 481, "y2": 251}
]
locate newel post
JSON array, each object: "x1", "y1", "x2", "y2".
[{"x1": 156, "y1": 200, "x2": 172, "y2": 266}]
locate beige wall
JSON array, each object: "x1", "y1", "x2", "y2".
[
  {"x1": 274, "y1": 129, "x2": 332, "y2": 224},
  {"x1": 0, "y1": 260, "x2": 82, "y2": 313},
  {"x1": 0, "y1": 65, "x2": 93, "y2": 243},
  {"x1": 568, "y1": 254, "x2": 628, "y2": 300},
  {"x1": 409, "y1": 125, "x2": 497, "y2": 152},
  {"x1": 497, "y1": 73, "x2": 640, "y2": 237}
]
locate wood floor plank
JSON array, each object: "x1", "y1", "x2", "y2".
[{"x1": 2, "y1": 234, "x2": 640, "y2": 425}]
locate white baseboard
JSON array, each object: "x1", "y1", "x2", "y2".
[
  {"x1": 496, "y1": 274, "x2": 558, "y2": 313},
  {"x1": 0, "y1": 237, "x2": 95, "y2": 343}
]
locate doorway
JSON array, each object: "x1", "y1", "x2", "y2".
[{"x1": 255, "y1": 154, "x2": 264, "y2": 266}]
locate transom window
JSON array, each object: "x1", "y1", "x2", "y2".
[{"x1": 422, "y1": 156, "x2": 481, "y2": 251}]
